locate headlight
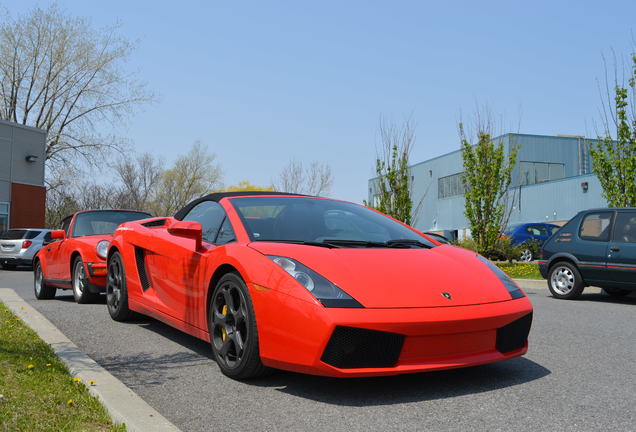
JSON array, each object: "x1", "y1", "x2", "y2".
[
  {"x1": 476, "y1": 255, "x2": 525, "y2": 299},
  {"x1": 96, "y1": 240, "x2": 110, "y2": 259},
  {"x1": 268, "y1": 256, "x2": 362, "y2": 308}
]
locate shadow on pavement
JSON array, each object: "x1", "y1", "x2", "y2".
[
  {"x1": 574, "y1": 292, "x2": 636, "y2": 305},
  {"x1": 251, "y1": 357, "x2": 551, "y2": 406}
]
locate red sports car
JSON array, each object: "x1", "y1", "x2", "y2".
[
  {"x1": 34, "y1": 209, "x2": 151, "y2": 303},
  {"x1": 105, "y1": 192, "x2": 533, "y2": 379}
]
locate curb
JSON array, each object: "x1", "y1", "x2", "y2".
[
  {"x1": 513, "y1": 279, "x2": 547, "y2": 289},
  {"x1": 0, "y1": 288, "x2": 181, "y2": 432}
]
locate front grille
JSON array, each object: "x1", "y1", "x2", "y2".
[
  {"x1": 321, "y1": 326, "x2": 404, "y2": 369},
  {"x1": 134, "y1": 246, "x2": 151, "y2": 291},
  {"x1": 496, "y1": 313, "x2": 533, "y2": 353}
]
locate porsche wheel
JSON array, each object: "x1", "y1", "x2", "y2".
[
  {"x1": 106, "y1": 251, "x2": 134, "y2": 321},
  {"x1": 548, "y1": 262, "x2": 584, "y2": 300},
  {"x1": 33, "y1": 261, "x2": 56, "y2": 300},
  {"x1": 72, "y1": 257, "x2": 98, "y2": 304},
  {"x1": 209, "y1": 272, "x2": 269, "y2": 380},
  {"x1": 603, "y1": 287, "x2": 631, "y2": 297}
]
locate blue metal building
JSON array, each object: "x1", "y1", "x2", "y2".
[{"x1": 368, "y1": 133, "x2": 608, "y2": 240}]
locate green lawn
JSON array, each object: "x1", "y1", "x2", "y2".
[
  {"x1": 0, "y1": 302, "x2": 125, "y2": 432},
  {"x1": 496, "y1": 262, "x2": 542, "y2": 279}
]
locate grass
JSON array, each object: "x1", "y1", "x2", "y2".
[
  {"x1": 495, "y1": 262, "x2": 542, "y2": 279},
  {"x1": 0, "y1": 302, "x2": 125, "y2": 432}
]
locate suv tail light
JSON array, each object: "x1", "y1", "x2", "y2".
[{"x1": 21, "y1": 240, "x2": 32, "y2": 249}]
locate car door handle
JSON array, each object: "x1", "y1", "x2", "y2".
[{"x1": 610, "y1": 246, "x2": 620, "y2": 252}]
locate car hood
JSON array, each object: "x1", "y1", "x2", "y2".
[{"x1": 248, "y1": 242, "x2": 516, "y2": 308}]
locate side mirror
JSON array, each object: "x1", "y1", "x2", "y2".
[
  {"x1": 168, "y1": 220, "x2": 203, "y2": 250},
  {"x1": 51, "y1": 230, "x2": 66, "y2": 240}
]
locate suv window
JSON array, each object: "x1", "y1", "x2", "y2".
[
  {"x1": 579, "y1": 212, "x2": 613, "y2": 242},
  {"x1": 183, "y1": 201, "x2": 227, "y2": 244},
  {"x1": 612, "y1": 212, "x2": 636, "y2": 243}
]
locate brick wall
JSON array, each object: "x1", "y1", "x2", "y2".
[{"x1": 10, "y1": 183, "x2": 46, "y2": 228}]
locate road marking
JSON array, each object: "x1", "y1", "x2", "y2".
[{"x1": 0, "y1": 288, "x2": 182, "y2": 432}]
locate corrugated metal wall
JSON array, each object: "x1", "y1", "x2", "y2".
[{"x1": 368, "y1": 133, "x2": 608, "y2": 235}]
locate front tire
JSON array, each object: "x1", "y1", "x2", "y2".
[
  {"x1": 548, "y1": 262, "x2": 585, "y2": 299},
  {"x1": 33, "y1": 261, "x2": 56, "y2": 300},
  {"x1": 603, "y1": 287, "x2": 631, "y2": 297},
  {"x1": 208, "y1": 272, "x2": 269, "y2": 380},
  {"x1": 106, "y1": 251, "x2": 134, "y2": 322},
  {"x1": 72, "y1": 257, "x2": 98, "y2": 304}
]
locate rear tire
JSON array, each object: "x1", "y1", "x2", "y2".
[
  {"x1": 72, "y1": 257, "x2": 98, "y2": 304},
  {"x1": 106, "y1": 251, "x2": 134, "y2": 321},
  {"x1": 33, "y1": 261, "x2": 56, "y2": 300},
  {"x1": 603, "y1": 287, "x2": 631, "y2": 297},
  {"x1": 548, "y1": 262, "x2": 585, "y2": 299},
  {"x1": 519, "y1": 249, "x2": 533, "y2": 262},
  {"x1": 208, "y1": 272, "x2": 270, "y2": 380}
]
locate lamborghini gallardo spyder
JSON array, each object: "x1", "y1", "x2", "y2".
[{"x1": 105, "y1": 192, "x2": 533, "y2": 379}]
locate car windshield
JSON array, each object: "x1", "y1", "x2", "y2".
[
  {"x1": 230, "y1": 197, "x2": 435, "y2": 247},
  {"x1": 72, "y1": 211, "x2": 150, "y2": 237},
  {"x1": 0, "y1": 229, "x2": 40, "y2": 240}
]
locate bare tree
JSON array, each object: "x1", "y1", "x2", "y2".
[
  {"x1": 151, "y1": 142, "x2": 222, "y2": 216},
  {"x1": 114, "y1": 153, "x2": 164, "y2": 211},
  {"x1": 0, "y1": 5, "x2": 151, "y2": 167},
  {"x1": 273, "y1": 160, "x2": 333, "y2": 196}
]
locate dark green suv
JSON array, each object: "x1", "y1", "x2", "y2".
[{"x1": 538, "y1": 208, "x2": 636, "y2": 299}]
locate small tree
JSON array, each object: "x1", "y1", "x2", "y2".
[
  {"x1": 151, "y1": 142, "x2": 222, "y2": 216},
  {"x1": 368, "y1": 118, "x2": 414, "y2": 224},
  {"x1": 460, "y1": 123, "x2": 517, "y2": 256},
  {"x1": 590, "y1": 53, "x2": 636, "y2": 207},
  {"x1": 219, "y1": 181, "x2": 274, "y2": 192}
]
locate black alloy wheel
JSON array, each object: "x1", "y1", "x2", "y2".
[
  {"x1": 33, "y1": 261, "x2": 56, "y2": 300},
  {"x1": 208, "y1": 272, "x2": 269, "y2": 380},
  {"x1": 106, "y1": 252, "x2": 134, "y2": 321}
]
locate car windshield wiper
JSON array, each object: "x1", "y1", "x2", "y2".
[
  {"x1": 260, "y1": 240, "x2": 342, "y2": 248},
  {"x1": 320, "y1": 239, "x2": 390, "y2": 248},
  {"x1": 385, "y1": 239, "x2": 433, "y2": 248},
  {"x1": 321, "y1": 239, "x2": 433, "y2": 248}
]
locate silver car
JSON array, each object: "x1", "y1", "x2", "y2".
[{"x1": 0, "y1": 229, "x2": 52, "y2": 269}]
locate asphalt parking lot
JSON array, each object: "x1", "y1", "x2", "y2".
[{"x1": 2, "y1": 268, "x2": 635, "y2": 432}]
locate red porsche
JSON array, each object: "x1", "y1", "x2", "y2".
[
  {"x1": 105, "y1": 192, "x2": 533, "y2": 379},
  {"x1": 34, "y1": 209, "x2": 151, "y2": 303}
]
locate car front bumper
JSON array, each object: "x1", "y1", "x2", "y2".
[
  {"x1": 537, "y1": 260, "x2": 549, "y2": 279},
  {"x1": 251, "y1": 285, "x2": 534, "y2": 378}
]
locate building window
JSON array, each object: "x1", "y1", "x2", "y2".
[
  {"x1": 438, "y1": 173, "x2": 466, "y2": 199},
  {"x1": 519, "y1": 161, "x2": 565, "y2": 185},
  {"x1": 0, "y1": 202, "x2": 8, "y2": 232}
]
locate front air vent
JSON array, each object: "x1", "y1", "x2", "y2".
[
  {"x1": 321, "y1": 326, "x2": 404, "y2": 369},
  {"x1": 496, "y1": 313, "x2": 533, "y2": 353},
  {"x1": 134, "y1": 246, "x2": 151, "y2": 291}
]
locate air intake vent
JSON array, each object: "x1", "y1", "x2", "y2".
[
  {"x1": 321, "y1": 326, "x2": 404, "y2": 369},
  {"x1": 142, "y1": 219, "x2": 167, "y2": 227},
  {"x1": 496, "y1": 313, "x2": 533, "y2": 353},
  {"x1": 134, "y1": 246, "x2": 151, "y2": 291}
]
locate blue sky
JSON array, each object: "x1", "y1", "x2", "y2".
[{"x1": 6, "y1": 0, "x2": 636, "y2": 203}]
